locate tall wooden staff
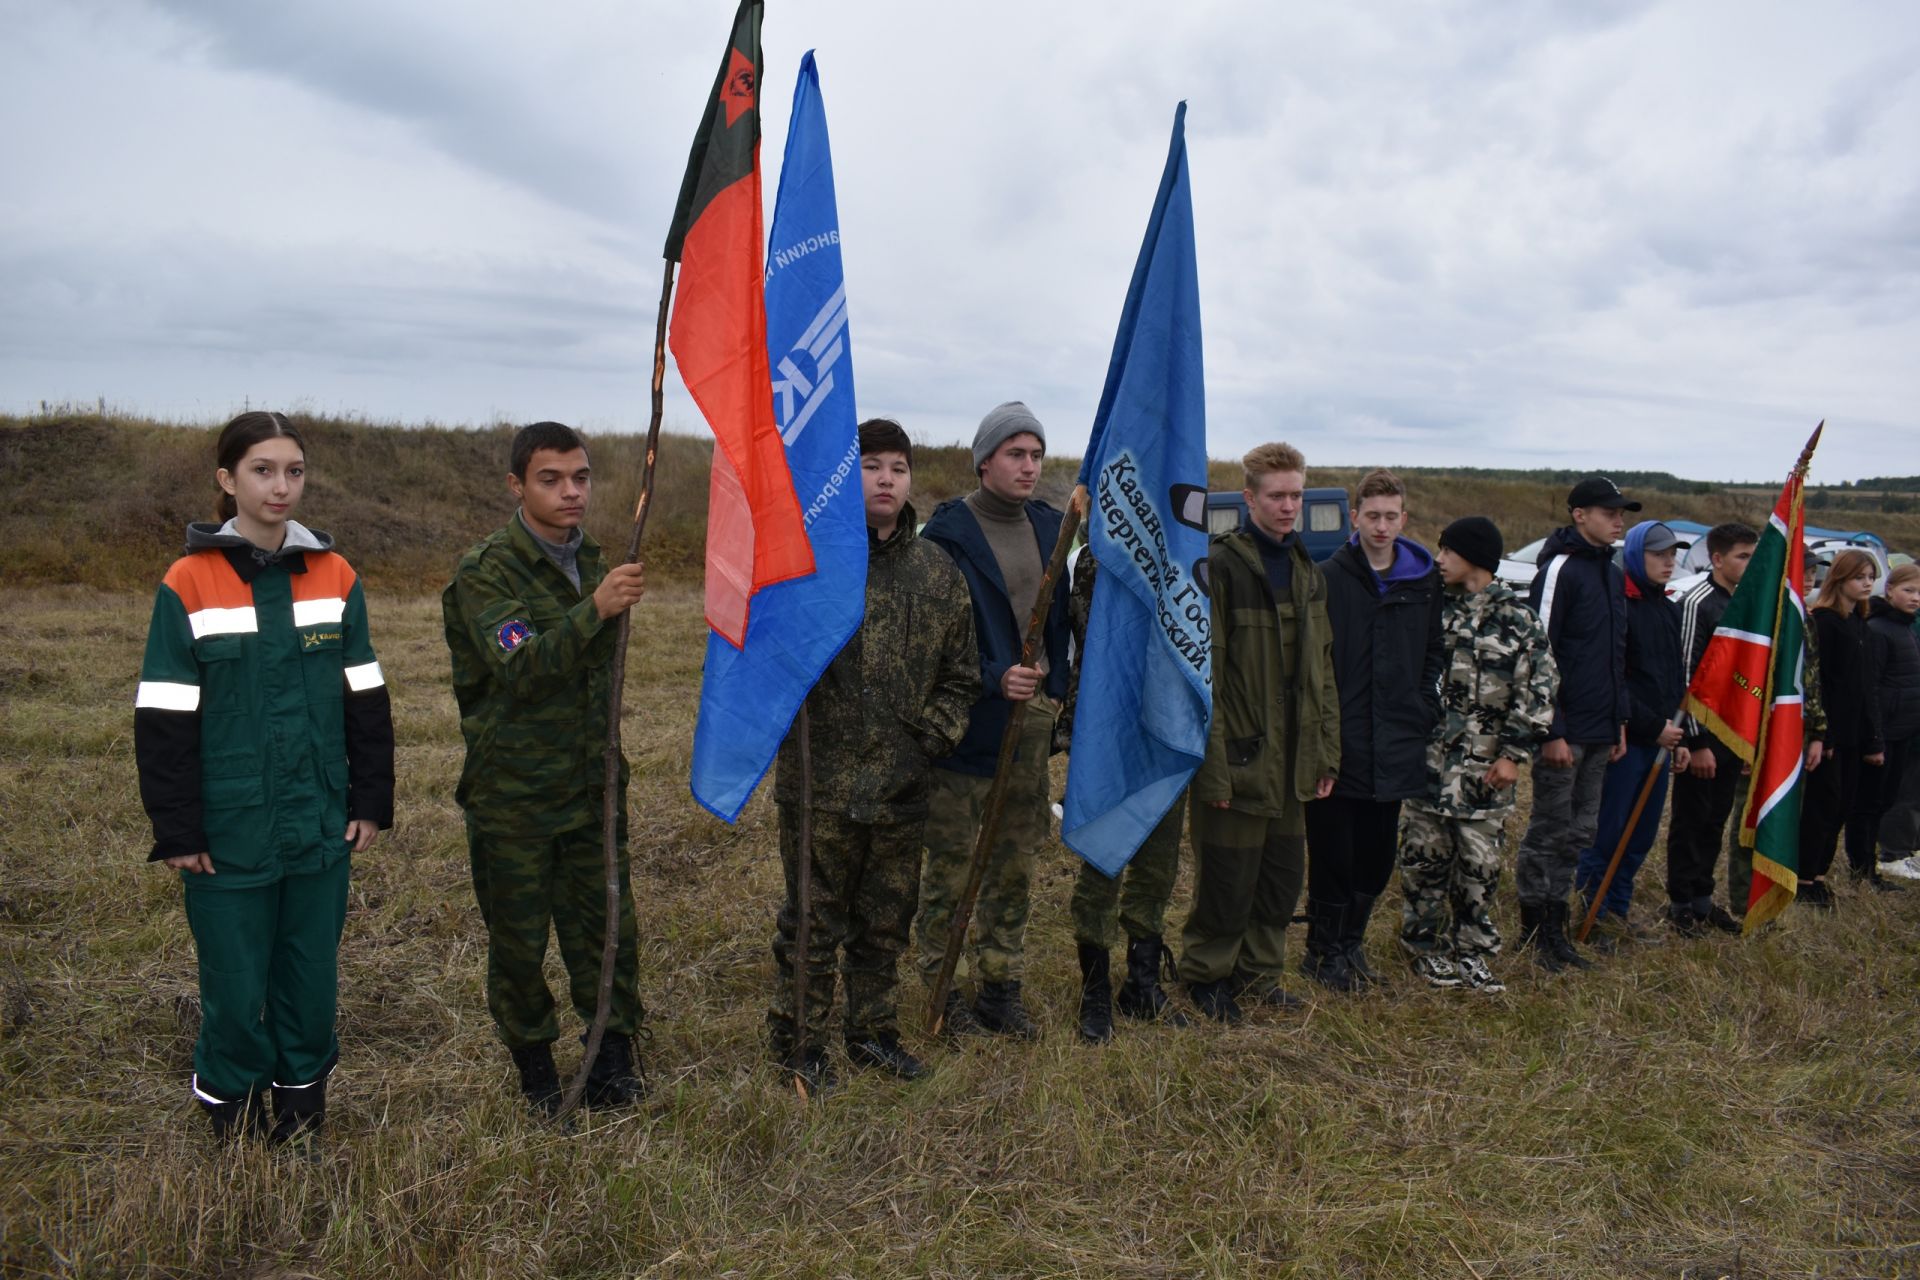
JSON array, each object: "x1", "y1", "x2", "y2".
[
  {"x1": 926, "y1": 485, "x2": 1088, "y2": 1034},
  {"x1": 553, "y1": 260, "x2": 676, "y2": 1122},
  {"x1": 791, "y1": 705, "x2": 816, "y2": 1096},
  {"x1": 1573, "y1": 731, "x2": 1675, "y2": 944}
]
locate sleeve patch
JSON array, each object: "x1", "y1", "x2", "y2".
[{"x1": 496, "y1": 620, "x2": 533, "y2": 654}]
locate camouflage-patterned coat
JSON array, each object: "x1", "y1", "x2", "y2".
[
  {"x1": 774, "y1": 506, "x2": 980, "y2": 824},
  {"x1": 442, "y1": 514, "x2": 624, "y2": 835},
  {"x1": 1417, "y1": 579, "x2": 1559, "y2": 820}
]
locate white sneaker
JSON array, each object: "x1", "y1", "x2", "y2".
[
  {"x1": 1454, "y1": 955, "x2": 1506, "y2": 993},
  {"x1": 1882, "y1": 854, "x2": 1920, "y2": 881}
]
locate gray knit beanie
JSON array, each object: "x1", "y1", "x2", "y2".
[{"x1": 971, "y1": 401, "x2": 1046, "y2": 472}]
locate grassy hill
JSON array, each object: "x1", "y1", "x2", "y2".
[{"x1": 5, "y1": 413, "x2": 1917, "y2": 594}]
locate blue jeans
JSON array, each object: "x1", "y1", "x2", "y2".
[{"x1": 1573, "y1": 744, "x2": 1670, "y2": 918}]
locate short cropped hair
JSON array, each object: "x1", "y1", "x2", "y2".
[
  {"x1": 858, "y1": 417, "x2": 912, "y2": 464},
  {"x1": 1706, "y1": 522, "x2": 1759, "y2": 559},
  {"x1": 510, "y1": 421, "x2": 587, "y2": 479},
  {"x1": 1243, "y1": 442, "x2": 1306, "y2": 487},
  {"x1": 1354, "y1": 467, "x2": 1405, "y2": 505}
]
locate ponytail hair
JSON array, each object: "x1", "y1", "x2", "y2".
[{"x1": 213, "y1": 411, "x2": 304, "y2": 522}]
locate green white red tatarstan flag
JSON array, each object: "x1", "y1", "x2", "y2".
[{"x1": 1681, "y1": 423, "x2": 1822, "y2": 930}]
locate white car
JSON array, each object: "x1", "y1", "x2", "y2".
[{"x1": 1496, "y1": 536, "x2": 1628, "y2": 590}]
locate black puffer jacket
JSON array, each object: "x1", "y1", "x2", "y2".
[
  {"x1": 1868, "y1": 596, "x2": 1920, "y2": 743},
  {"x1": 1320, "y1": 539, "x2": 1445, "y2": 800},
  {"x1": 1811, "y1": 606, "x2": 1882, "y2": 753},
  {"x1": 1527, "y1": 525, "x2": 1628, "y2": 745}
]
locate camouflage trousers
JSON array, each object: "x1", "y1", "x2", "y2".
[
  {"x1": 1069, "y1": 798, "x2": 1183, "y2": 949},
  {"x1": 768, "y1": 804, "x2": 924, "y2": 1053},
  {"x1": 1178, "y1": 798, "x2": 1306, "y2": 988},
  {"x1": 466, "y1": 815, "x2": 642, "y2": 1050},
  {"x1": 916, "y1": 695, "x2": 1058, "y2": 987},
  {"x1": 1399, "y1": 804, "x2": 1505, "y2": 959}
]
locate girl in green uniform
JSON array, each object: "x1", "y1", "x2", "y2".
[{"x1": 134, "y1": 412, "x2": 394, "y2": 1142}]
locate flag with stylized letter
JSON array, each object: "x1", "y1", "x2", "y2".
[
  {"x1": 690, "y1": 51, "x2": 865, "y2": 822},
  {"x1": 1683, "y1": 423, "x2": 1823, "y2": 929},
  {"x1": 1061, "y1": 103, "x2": 1213, "y2": 876},
  {"x1": 665, "y1": 0, "x2": 815, "y2": 645}
]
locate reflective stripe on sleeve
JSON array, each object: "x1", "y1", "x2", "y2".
[
  {"x1": 344, "y1": 661, "x2": 385, "y2": 691},
  {"x1": 292, "y1": 597, "x2": 347, "y2": 627},
  {"x1": 188, "y1": 606, "x2": 259, "y2": 638},
  {"x1": 135, "y1": 680, "x2": 201, "y2": 711}
]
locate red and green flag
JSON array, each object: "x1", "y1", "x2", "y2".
[
  {"x1": 666, "y1": 0, "x2": 815, "y2": 646},
  {"x1": 1682, "y1": 422, "x2": 1823, "y2": 929}
]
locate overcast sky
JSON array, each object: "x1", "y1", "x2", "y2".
[{"x1": 3, "y1": 1, "x2": 1915, "y2": 481}]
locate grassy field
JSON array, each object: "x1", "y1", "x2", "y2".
[{"x1": 3, "y1": 582, "x2": 1917, "y2": 1279}]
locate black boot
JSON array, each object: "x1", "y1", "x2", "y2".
[
  {"x1": 974, "y1": 980, "x2": 1041, "y2": 1040},
  {"x1": 1186, "y1": 977, "x2": 1244, "y2": 1024},
  {"x1": 846, "y1": 1033, "x2": 926, "y2": 1080},
  {"x1": 1299, "y1": 894, "x2": 1336, "y2": 982},
  {"x1": 1519, "y1": 902, "x2": 1564, "y2": 973},
  {"x1": 200, "y1": 1088, "x2": 269, "y2": 1143},
  {"x1": 1343, "y1": 892, "x2": 1383, "y2": 987},
  {"x1": 1115, "y1": 936, "x2": 1190, "y2": 1026},
  {"x1": 268, "y1": 1077, "x2": 328, "y2": 1146},
  {"x1": 582, "y1": 1030, "x2": 647, "y2": 1108},
  {"x1": 510, "y1": 1043, "x2": 563, "y2": 1118},
  {"x1": 1076, "y1": 943, "x2": 1114, "y2": 1044},
  {"x1": 1545, "y1": 901, "x2": 1594, "y2": 970},
  {"x1": 782, "y1": 1044, "x2": 837, "y2": 1097},
  {"x1": 934, "y1": 988, "x2": 989, "y2": 1039}
]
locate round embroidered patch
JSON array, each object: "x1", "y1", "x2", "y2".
[{"x1": 496, "y1": 620, "x2": 532, "y2": 652}]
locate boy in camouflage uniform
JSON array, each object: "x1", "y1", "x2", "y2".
[
  {"x1": 1399, "y1": 517, "x2": 1558, "y2": 993},
  {"x1": 443, "y1": 422, "x2": 650, "y2": 1115},
  {"x1": 1062, "y1": 545, "x2": 1187, "y2": 1043},
  {"x1": 767, "y1": 419, "x2": 979, "y2": 1090}
]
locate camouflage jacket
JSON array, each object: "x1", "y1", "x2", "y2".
[
  {"x1": 1417, "y1": 579, "x2": 1559, "y2": 819},
  {"x1": 775, "y1": 507, "x2": 980, "y2": 824},
  {"x1": 442, "y1": 513, "x2": 624, "y2": 834}
]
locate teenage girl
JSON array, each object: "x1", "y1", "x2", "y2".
[
  {"x1": 1797, "y1": 549, "x2": 1881, "y2": 907},
  {"x1": 1854, "y1": 564, "x2": 1920, "y2": 882},
  {"x1": 134, "y1": 412, "x2": 394, "y2": 1141}
]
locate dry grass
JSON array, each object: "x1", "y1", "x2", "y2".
[{"x1": 2, "y1": 583, "x2": 1917, "y2": 1279}]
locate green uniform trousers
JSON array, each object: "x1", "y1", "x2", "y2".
[
  {"x1": 916, "y1": 695, "x2": 1058, "y2": 986},
  {"x1": 467, "y1": 817, "x2": 642, "y2": 1049},
  {"x1": 183, "y1": 858, "x2": 349, "y2": 1101},
  {"x1": 768, "y1": 804, "x2": 923, "y2": 1053},
  {"x1": 1069, "y1": 798, "x2": 1183, "y2": 949},
  {"x1": 1398, "y1": 804, "x2": 1505, "y2": 959},
  {"x1": 1179, "y1": 797, "x2": 1306, "y2": 988}
]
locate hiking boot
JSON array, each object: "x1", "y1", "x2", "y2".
[
  {"x1": 1545, "y1": 902, "x2": 1593, "y2": 970},
  {"x1": 1518, "y1": 903, "x2": 1564, "y2": 973},
  {"x1": 1454, "y1": 955, "x2": 1506, "y2": 994},
  {"x1": 1409, "y1": 953, "x2": 1464, "y2": 989},
  {"x1": 267, "y1": 1073, "x2": 329, "y2": 1146},
  {"x1": 1186, "y1": 978, "x2": 1243, "y2": 1024},
  {"x1": 934, "y1": 989, "x2": 989, "y2": 1039},
  {"x1": 1115, "y1": 936, "x2": 1189, "y2": 1026},
  {"x1": 973, "y1": 980, "x2": 1041, "y2": 1040},
  {"x1": 846, "y1": 1034, "x2": 926, "y2": 1080},
  {"x1": 582, "y1": 1030, "x2": 647, "y2": 1109},
  {"x1": 1305, "y1": 945, "x2": 1360, "y2": 993},
  {"x1": 510, "y1": 1043, "x2": 563, "y2": 1118},
  {"x1": 1667, "y1": 902, "x2": 1707, "y2": 937},
  {"x1": 783, "y1": 1045, "x2": 837, "y2": 1097},
  {"x1": 1075, "y1": 943, "x2": 1114, "y2": 1045}
]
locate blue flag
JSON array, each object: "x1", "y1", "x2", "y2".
[
  {"x1": 691, "y1": 51, "x2": 865, "y2": 822},
  {"x1": 1061, "y1": 102, "x2": 1212, "y2": 877}
]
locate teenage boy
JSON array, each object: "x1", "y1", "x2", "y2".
[
  {"x1": 1302, "y1": 469, "x2": 1445, "y2": 993},
  {"x1": 1064, "y1": 546, "x2": 1187, "y2": 1043},
  {"x1": 1572, "y1": 521, "x2": 1690, "y2": 941},
  {"x1": 443, "y1": 421, "x2": 649, "y2": 1115},
  {"x1": 1665, "y1": 522, "x2": 1759, "y2": 931},
  {"x1": 1516, "y1": 476, "x2": 1635, "y2": 972},
  {"x1": 1181, "y1": 443, "x2": 1341, "y2": 1023},
  {"x1": 915, "y1": 402, "x2": 1072, "y2": 1039},
  {"x1": 1399, "y1": 517, "x2": 1557, "y2": 993},
  {"x1": 766, "y1": 419, "x2": 979, "y2": 1091}
]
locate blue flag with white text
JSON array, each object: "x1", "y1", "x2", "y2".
[
  {"x1": 1061, "y1": 102, "x2": 1212, "y2": 876},
  {"x1": 691, "y1": 51, "x2": 865, "y2": 822}
]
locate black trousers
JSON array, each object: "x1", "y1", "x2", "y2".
[
  {"x1": 1304, "y1": 794, "x2": 1403, "y2": 908},
  {"x1": 1800, "y1": 746, "x2": 1862, "y2": 881},
  {"x1": 1847, "y1": 737, "x2": 1911, "y2": 874},
  {"x1": 1666, "y1": 761, "x2": 1742, "y2": 906}
]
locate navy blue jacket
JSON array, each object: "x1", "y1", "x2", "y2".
[
  {"x1": 1320, "y1": 538, "x2": 1446, "y2": 800},
  {"x1": 1527, "y1": 525, "x2": 1628, "y2": 745},
  {"x1": 1622, "y1": 585, "x2": 1685, "y2": 747},
  {"x1": 922, "y1": 495, "x2": 1072, "y2": 777}
]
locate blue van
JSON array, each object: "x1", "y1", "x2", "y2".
[{"x1": 1203, "y1": 488, "x2": 1351, "y2": 562}]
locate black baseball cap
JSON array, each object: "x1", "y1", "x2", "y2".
[{"x1": 1567, "y1": 476, "x2": 1642, "y2": 512}]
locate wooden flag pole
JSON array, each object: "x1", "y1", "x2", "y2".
[
  {"x1": 926, "y1": 485, "x2": 1087, "y2": 1034},
  {"x1": 1574, "y1": 743, "x2": 1670, "y2": 944},
  {"x1": 791, "y1": 704, "x2": 816, "y2": 1097},
  {"x1": 554, "y1": 258, "x2": 677, "y2": 1123}
]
